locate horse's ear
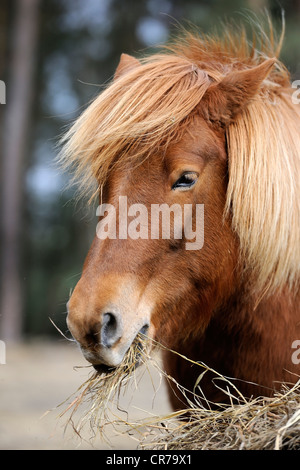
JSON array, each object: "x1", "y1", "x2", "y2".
[
  {"x1": 114, "y1": 53, "x2": 141, "y2": 80},
  {"x1": 202, "y1": 58, "x2": 276, "y2": 125}
]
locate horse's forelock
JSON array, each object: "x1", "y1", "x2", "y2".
[{"x1": 58, "y1": 54, "x2": 211, "y2": 202}]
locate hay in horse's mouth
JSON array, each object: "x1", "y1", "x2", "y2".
[
  {"x1": 58, "y1": 332, "x2": 152, "y2": 439},
  {"x1": 93, "y1": 363, "x2": 116, "y2": 374},
  {"x1": 93, "y1": 329, "x2": 150, "y2": 375}
]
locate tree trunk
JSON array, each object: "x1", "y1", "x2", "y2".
[{"x1": 0, "y1": 0, "x2": 39, "y2": 341}]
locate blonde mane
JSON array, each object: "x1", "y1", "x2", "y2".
[
  {"x1": 59, "y1": 55, "x2": 211, "y2": 200},
  {"x1": 59, "y1": 20, "x2": 300, "y2": 296}
]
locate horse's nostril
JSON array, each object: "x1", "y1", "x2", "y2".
[
  {"x1": 100, "y1": 312, "x2": 121, "y2": 349},
  {"x1": 139, "y1": 324, "x2": 149, "y2": 336}
]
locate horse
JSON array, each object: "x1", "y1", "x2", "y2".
[{"x1": 60, "y1": 22, "x2": 300, "y2": 410}]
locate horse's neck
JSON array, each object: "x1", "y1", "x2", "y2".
[
  {"x1": 212, "y1": 284, "x2": 300, "y2": 381},
  {"x1": 163, "y1": 284, "x2": 300, "y2": 407},
  {"x1": 222, "y1": 284, "x2": 299, "y2": 333}
]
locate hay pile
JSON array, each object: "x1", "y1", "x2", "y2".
[
  {"x1": 59, "y1": 337, "x2": 300, "y2": 450},
  {"x1": 139, "y1": 381, "x2": 300, "y2": 450}
]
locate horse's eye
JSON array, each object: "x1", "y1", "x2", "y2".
[{"x1": 172, "y1": 172, "x2": 198, "y2": 191}]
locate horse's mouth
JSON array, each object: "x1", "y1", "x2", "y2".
[
  {"x1": 93, "y1": 363, "x2": 116, "y2": 374},
  {"x1": 92, "y1": 343, "x2": 146, "y2": 376},
  {"x1": 92, "y1": 357, "x2": 142, "y2": 376},
  {"x1": 91, "y1": 327, "x2": 150, "y2": 376}
]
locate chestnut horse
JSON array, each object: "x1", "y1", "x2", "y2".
[{"x1": 60, "y1": 24, "x2": 300, "y2": 409}]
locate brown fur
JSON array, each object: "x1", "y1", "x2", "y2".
[{"x1": 61, "y1": 21, "x2": 300, "y2": 409}]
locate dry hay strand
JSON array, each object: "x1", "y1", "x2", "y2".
[
  {"x1": 58, "y1": 337, "x2": 300, "y2": 450},
  {"x1": 136, "y1": 347, "x2": 300, "y2": 451},
  {"x1": 139, "y1": 380, "x2": 300, "y2": 450},
  {"x1": 58, "y1": 332, "x2": 155, "y2": 443}
]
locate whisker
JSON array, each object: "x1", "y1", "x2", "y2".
[{"x1": 49, "y1": 317, "x2": 75, "y2": 342}]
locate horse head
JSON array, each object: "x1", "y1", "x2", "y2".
[{"x1": 65, "y1": 52, "x2": 276, "y2": 372}]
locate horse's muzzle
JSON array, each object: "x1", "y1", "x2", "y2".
[
  {"x1": 66, "y1": 274, "x2": 153, "y2": 370},
  {"x1": 67, "y1": 307, "x2": 152, "y2": 372},
  {"x1": 91, "y1": 322, "x2": 149, "y2": 373}
]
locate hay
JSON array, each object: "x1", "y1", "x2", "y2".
[
  {"x1": 138, "y1": 347, "x2": 300, "y2": 450},
  {"x1": 139, "y1": 379, "x2": 300, "y2": 450},
  {"x1": 59, "y1": 337, "x2": 300, "y2": 450},
  {"x1": 58, "y1": 332, "x2": 153, "y2": 443}
]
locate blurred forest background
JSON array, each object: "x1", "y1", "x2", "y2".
[{"x1": 0, "y1": 0, "x2": 299, "y2": 342}]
